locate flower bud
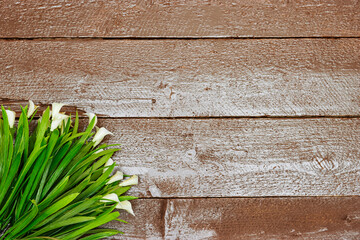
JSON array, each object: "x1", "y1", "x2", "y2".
[
  {"x1": 116, "y1": 200, "x2": 135, "y2": 216},
  {"x1": 50, "y1": 113, "x2": 69, "y2": 131},
  {"x1": 51, "y1": 102, "x2": 65, "y2": 120},
  {"x1": 103, "y1": 158, "x2": 114, "y2": 173},
  {"x1": 5, "y1": 110, "x2": 15, "y2": 128},
  {"x1": 92, "y1": 127, "x2": 113, "y2": 147},
  {"x1": 85, "y1": 112, "x2": 97, "y2": 126},
  {"x1": 107, "y1": 171, "x2": 123, "y2": 185},
  {"x1": 27, "y1": 100, "x2": 39, "y2": 118},
  {"x1": 100, "y1": 193, "x2": 120, "y2": 203},
  {"x1": 119, "y1": 175, "x2": 138, "y2": 187}
]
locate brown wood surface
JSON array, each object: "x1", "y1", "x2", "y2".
[
  {"x1": 93, "y1": 118, "x2": 360, "y2": 197},
  {"x1": 1, "y1": 39, "x2": 359, "y2": 117},
  {"x1": 0, "y1": 0, "x2": 359, "y2": 38},
  {"x1": 2, "y1": 1, "x2": 360, "y2": 238},
  {"x1": 105, "y1": 197, "x2": 360, "y2": 239}
]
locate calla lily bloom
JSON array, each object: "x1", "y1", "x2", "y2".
[
  {"x1": 50, "y1": 113, "x2": 69, "y2": 131},
  {"x1": 27, "y1": 100, "x2": 39, "y2": 118},
  {"x1": 107, "y1": 171, "x2": 123, "y2": 185},
  {"x1": 100, "y1": 193, "x2": 120, "y2": 203},
  {"x1": 5, "y1": 110, "x2": 16, "y2": 128},
  {"x1": 92, "y1": 127, "x2": 113, "y2": 147},
  {"x1": 103, "y1": 158, "x2": 114, "y2": 173},
  {"x1": 94, "y1": 149, "x2": 104, "y2": 154},
  {"x1": 116, "y1": 200, "x2": 135, "y2": 216},
  {"x1": 119, "y1": 175, "x2": 138, "y2": 187},
  {"x1": 100, "y1": 194, "x2": 135, "y2": 216},
  {"x1": 85, "y1": 112, "x2": 97, "y2": 126},
  {"x1": 51, "y1": 103, "x2": 65, "y2": 119}
]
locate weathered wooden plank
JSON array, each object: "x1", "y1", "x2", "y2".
[
  {"x1": 96, "y1": 118, "x2": 360, "y2": 197},
  {"x1": 0, "y1": 98, "x2": 89, "y2": 118},
  {"x1": 107, "y1": 197, "x2": 360, "y2": 239},
  {"x1": 1, "y1": 39, "x2": 359, "y2": 117},
  {"x1": 0, "y1": 0, "x2": 359, "y2": 38}
]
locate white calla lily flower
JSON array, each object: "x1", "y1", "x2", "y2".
[
  {"x1": 116, "y1": 200, "x2": 135, "y2": 216},
  {"x1": 92, "y1": 127, "x2": 113, "y2": 147},
  {"x1": 103, "y1": 158, "x2": 114, "y2": 173},
  {"x1": 119, "y1": 175, "x2": 138, "y2": 187},
  {"x1": 5, "y1": 110, "x2": 16, "y2": 128},
  {"x1": 85, "y1": 112, "x2": 97, "y2": 126},
  {"x1": 100, "y1": 193, "x2": 120, "y2": 203},
  {"x1": 51, "y1": 103, "x2": 65, "y2": 119},
  {"x1": 94, "y1": 149, "x2": 103, "y2": 154},
  {"x1": 50, "y1": 113, "x2": 69, "y2": 131},
  {"x1": 107, "y1": 171, "x2": 123, "y2": 185},
  {"x1": 27, "y1": 100, "x2": 39, "y2": 118}
]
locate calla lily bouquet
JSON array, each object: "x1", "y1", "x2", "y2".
[{"x1": 0, "y1": 101, "x2": 138, "y2": 240}]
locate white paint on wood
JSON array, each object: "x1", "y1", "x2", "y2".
[
  {"x1": 94, "y1": 118, "x2": 360, "y2": 197},
  {"x1": 164, "y1": 200, "x2": 218, "y2": 240},
  {"x1": 105, "y1": 198, "x2": 360, "y2": 239},
  {"x1": 0, "y1": 39, "x2": 359, "y2": 117}
]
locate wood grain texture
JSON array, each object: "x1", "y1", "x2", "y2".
[
  {"x1": 1, "y1": 39, "x2": 359, "y2": 117},
  {"x1": 0, "y1": 0, "x2": 359, "y2": 38},
  {"x1": 106, "y1": 197, "x2": 360, "y2": 239},
  {"x1": 94, "y1": 118, "x2": 360, "y2": 197}
]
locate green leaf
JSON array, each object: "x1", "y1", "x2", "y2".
[
  {"x1": 2, "y1": 200, "x2": 38, "y2": 239},
  {"x1": 34, "y1": 196, "x2": 101, "y2": 230},
  {"x1": 78, "y1": 229, "x2": 123, "y2": 240},
  {"x1": 0, "y1": 102, "x2": 136, "y2": 238},
  {"x1": 0, "y1": 144, "x2": 47, "y2": 218},
  {"x1": 38, "y1": 176, "x2": 70, "y2": 210},
  {"x1": 42, "y1": 143, "x2": 84, "y2": 197},
  {"x1": 34, "y1": 107, "x2": 50, "y2": 151},
  {"x1": 15, "y1": 193, "x2": 79, "y2": 238},
  {"x1": 113, "y1": 186, "x2": 132, "y2": 196},
  {"x1": 28, "y1": 216, "x2": 95, "y2": 238},
  {"x1": 60, "y1": 211, "x2": 120, "y2": 240},
  {"x1": 71, "y1": 111, "x2": 79, "y2": 137},
  {"x1": 75, "y1": 163, "x2": 115, "y2": 201}
]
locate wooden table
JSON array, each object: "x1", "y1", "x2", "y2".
[{"x1": 1, "y1": 1, "x2": 359, "y2": 239}]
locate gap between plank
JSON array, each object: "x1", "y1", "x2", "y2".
[
  {"x1": 95, "y1": 115, "x2": 360, "y2": 119},
  {"x1": 18, "y1": 116, "x2": 360, "y2": 121},
  {"x1": 137, "y1": 195, "x2": 360, "y2": 200},
  {"x1": 0, "y1": 36, "x2": 360, "y2": 41},
  {"x1": 11, "y1": 115, "x2": 360, "y2": 120}
]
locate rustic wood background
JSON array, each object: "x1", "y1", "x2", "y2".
[{"x1": 1, "y1": 0, "x2": 359, "y2": 239}]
